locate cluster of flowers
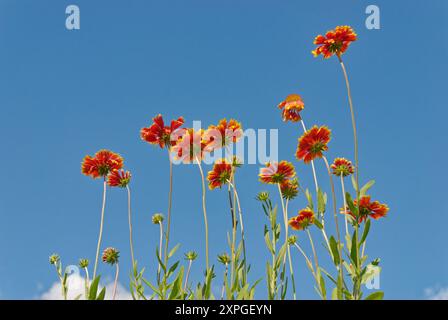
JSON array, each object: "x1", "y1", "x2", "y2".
[{"x1": 49, "y1": 25, "x2": 389, "y2": 300}]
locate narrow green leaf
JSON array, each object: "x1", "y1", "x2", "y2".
[
  {"x1": 365, "y1": 291, "x2": 384, "y2": 300},
  {"x1": 314, "y1": 219, "x2": 323, "y2": 230},
  {"x1": 88, "y1": 276, "x2": 100, "y2": 300},
  {"x1": 360, "y1": 219, "x2": 371, "y2": 244},
  {"x1": 168, "y1": 266, "x2": 184, "y2": 300},
  {"x1": 168, "y1": 244, "x2": 181, "y2": 259},
  {"x1": 350, "y1": 230, "x2": 358, "y2": 268},
  {"x1": 317, "y1": 188, "x2": 326, "y2": 214},
  {"x1": 96, "y1": 287, "x2": 106, "y2": 300},
  {"x1": 351, "y1": 175, "x2": 358, "y2": 192},
  {"x1": 360, "y1": 180, "x2": 375, "y2": 196},
  {"x1": 329, "y1": 236, "x2": 340, "y2": 265},
  {"x1": 305, "y1": 189, "x2": 314, "y2": 210}
]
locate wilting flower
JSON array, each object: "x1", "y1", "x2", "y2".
[
  {"x1": 217, "y1": 253, "x2": 231, "y2": 265},
  {"x1": 82, "y1": 150, "x2": 124, "y2": 179},
  {"x1": 278, "y1": 94, "x2": 305, "y2": 122},
  {"x1": 312, "y1": 26, "x2": 357, "y2": 59},
  {"x1": 102, "y1": 247, "x2": 120, "y2": 265},
  {"x1": 140, "y1": 114, "x2": 185, "y2": 149},
  {"x1": 172, "y1": 128, "x2": 211, "y2": 163},
  {"x1": 184, "y1": 251, "x2": 198, "y2": 261},
  {"x1": 49, "y1": 254, "x2": 60, "y2": 265},
  {"x1": 205, "y1": 118, "x2": 243, "y2": 149},
  {"x1": 289, "y1": 209, "x2": 315, "y2": 231},
  {"x1": 152, "y1": 213, "x2": 164, "y2": 225},
  {"x1": 341, "y1": 196, "x2": 389, "y2": 223},
  {"x1": 259, "y1": 161, "x2": 296, "y2": 184},
  {"x1": 331, "y1": 158, "x2": 355, "y2": 177},
  {"x1": 107, "y1": 169, "x2": 131, "y2": 188},
  {"x1": 296, "y1": 126, "x2": 331, "y2": 163},
  {"x1": 79, "y1": 259, "x2": 89, "y2": 269},
  {"x1": 280, "y1": 178, "x2": 299, "y2": 200},
  {"x1": 207, "y1": 159, "x2": 233, "y2": 190}
]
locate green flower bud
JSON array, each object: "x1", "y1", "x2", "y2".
[
  {"x1": 152, "y1": 213, "x2": 164, "y2": 225},
  {"x1": 102, "y1": 247, "x2": 120, "y2": 265}
]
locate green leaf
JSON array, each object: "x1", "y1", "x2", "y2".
[
  {"x1": 360, "y1": 180, "x2": 375, "y2": 196},
  {"x1": 313, "y1": 219, "x2": 323, "y2": 230},
  {"x1": 264, "y1": 231, "x2": 274, "y2": 254},
  {"x1": 365, "y1": 291, "x2": 384, "y2": 300},
  {"x1": 155, "y1": 248, "x2": 167, "y2": 274},
  {"x1": 360, "y1": 219, "x2": 371, "y2": 244},
  {"x1": 96, "y1": 287, "x2": 106, "y2": 300},
  {"x1": 318, "y1": 270, "x2": 326, "y2": 299},
  {"x1": 305, "y1": 189, "x2": 314, "y2": 210},
  {"x1": 329, "y1": 236, "x2": 340, "y2": 266},
  {"x1": 168, "y1": 243, "x2": 181, "y2": 258},
  {"x1": 167, "y1": 261, "x2": 180, "y2": 277},
  {"x1": 350, "y1": 230, "x2": 358, "y2": 268},
  {"x1": 317, "y1": 188, "x2": 326, "y2": 214},
  {"x1": 88, "y1": 276, "x2": 100, "y2": 300},
  {"x1": 346, "y1": 192, "x2": 358, "y2": 217},
  {"x1": 168, "y1": 266, "x2": 184, "y2": 300},
  {"x1": 351, "y1": 175, "x2": 358, "y2": 192}
]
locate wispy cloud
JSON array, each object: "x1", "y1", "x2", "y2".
[
  {"x1": 424, "y1": 286, "x2": 448, "y2": 300},
  {"x1": 40, "y1": 274, "x2": 132, "y2": 300}
]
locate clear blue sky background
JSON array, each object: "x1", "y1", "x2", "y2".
[{"x1": 0, "y1": 0, "x2": 447, "y2": 299}]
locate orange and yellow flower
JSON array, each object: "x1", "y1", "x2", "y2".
[
  {"x1": 341, "y1": 196, "x2": 389, "y2": 223},
  {"x1": 312, "y1": 26, "x2": 357, "y2": 59},
  {"x1": 259, "y1": 161, "x2": 296, "y2": 184},
  {"x1": 171, "y1": 128, "x2": 211, "y2": 163},
  {"x1": 140, "y1": 114, "x2": 184, "y2": 149},
  {"x1": 207, "y1": 159, "x2": 233, "y2": 190},
  {"x1": 204, "y1": 118, "x2": 243, "y2": 149},
  {"x1": 278, "y1": 94, "x2": 305, "y2": 122},
  {"x1": 280, "y1": 178, "x2": 299, "y2": 200},
  {"x1": 82, "y1": 150, "x2": 124, "y2": 179},
  {"x1": 108, "y1": 169, "x2": 131, "y2": 188},
  {"x1": 289, "y1": 209, "x2": 315, "y2": 231},
  {"x1": 296, "y1": 126, "x2": 331, "y2": 163},
  {"x1": 331, "y1": 157, "x2": 355, "y2": 177}
]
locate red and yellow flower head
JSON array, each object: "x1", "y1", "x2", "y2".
[
  {"x1": 312, "y1": 26, "x2": 357, "y2": 59},
  {"x1": 296, "y1": 126, "x2": 331, "y2": 163},
  {"x1": 341, "y1": 196, "x2": 389, "y2": 223},
  {"x1": 289, "y1": 209, "x2": 315, "y2": 231},
  {"x1": 108, "y1": 169, "x2": 131, "y2": 188},
  {"x1": 140, "y1": 114, "x2": 184, "y2": 149},
  {"x1": 259, "y1": 161, "x2": 296, "y2": 184},
  {"x1": 280, "y1": 178, "x2": 299, "y2": 200},
  {"x1": 331, "y1": 157, "x2": 355, "y2": 177},
  {"x1": 204, "y1": 118, "x2": 243, "y2": 150},
  {"x1": 82, "y1": 150, "x2": 124, "y2": 179},
  {"x1": 207, "y1": 159, "x2": 233, "y2": 190},
  {"x1": 171, "y1": 128, "x2": 212, "y2": 163},
  {"x1": 278, "y1": 94, "x2": 305, "y2": 122}
]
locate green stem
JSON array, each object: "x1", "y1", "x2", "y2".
[
  {"x1": 196, "y1": 157, "x2": 209, "y2": 270},
  {"x1": 112, "y1": 263, "x2": 119, "y2": 300},
  {"x1": 340, "y1": 174, "x2": 349, "y2": 236},
  {"x1": 228, "y1": 182, "x2": 237, "y2": 287},
  {"x1": 93, "y1": 179, "x2": 107, "y2": 279},
  {"x1": 164, "y1": 150, "x2": 173, "y2": 268},
  {"x1": 126, "y1": 186, "x2": 136, "y2": 271},
  {"x1": 277, "y1": 184, "x2": 296, "y2": 300},
  {"x1": 184, "y1": 260, "x2": 193, "y2": 293},
  {"x1": 157, "y1": 221, "x2": 163, "y2": 282}
]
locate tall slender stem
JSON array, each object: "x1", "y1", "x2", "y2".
[
  {"x1": 164, "y1": 150, "x2": 174, "y2": 267},
  {"x1": 322, "y1": 156, "x2": 344, "y2": 291},
  {"x1": 340, "y1": 174, "x2": 349, "y2": 236},
  {"x1": 277, "y1": 185, "x2": 296, "y2": 300},
  {"x1": 157, "y1": 222, "x2": 163, "y2": 280},
  {"x1": 93, "y1": 179, "x2": 107, "y2": 279},
  {"x1": 83, "y1": 267, "x2": 90, "y2": 299},
  {"x1": 228, "y1": 182, "x2": 237, "y2": 286},
  {"x1": 338, "y1": 56, "x2": 359, "y2": 199},
  {"x1": 228, "y1": 181, "x2": 247, "y2": 282},
  {"x1": 196, "y1": 158, "x2": 209, "y2": 270},
  {"x1": 126, "y1": 186, "x2": 135, "y2": 270},
  {"x1": 112, "y1": 263, "x2": 119, "y2": 300},
  {"x1": 221, "y1": 263, "x2": 229, "y2": 300},
  {"x1": 306, "y1": 229, "x2": 319, "y2": 271},
  {"x1": 184, "y1": 260, "x2": 193, "y2": 293}
]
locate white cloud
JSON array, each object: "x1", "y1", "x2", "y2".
[
  {"x1": 40, "y1": 274, "x2": 132, "y2": 300},
  {"x1": 424, "y1": 286, "x2": 448, "y2": 300}
]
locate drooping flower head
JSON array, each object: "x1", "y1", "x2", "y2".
[
  {"x1": 205, "y1": 118, "x2": 243, "y2": 149},
  {"x1": 140, "y1": 114, "x2": 184, "y2": 149},
  {"x1": 207, "y1": 159, "x2": 233, "y2": 190},
  {"x1": 82, "y1": 150, "x2": 124, "y2": 179},
  {"x1": 107, "y1": 169, "x2": 131, "y2": 188},
  {"x1": 278, "y1": 94, "x2": 305, "y2": 122},
  {"x1": 296, "y1": 126, "x2": 331, "y2": 163},
  {"x1": 259, "y1": 161, "x2": 296, "y2": 184},
  {"x1": 172, "y1": 128, "x2": 211, "y2": 163},
  {"x1": 312, "y1": 26, "x2": 357, "y2": 59},
  {"x1": 341, "y1": 196, "x2": 389, "y2": 224},
  {"x1": 289, "y1": 209, "x2": 315, "y2": 231},
  {"x1": 331, "y1": 157, "x2": 355, "y2": 177},
  {"x1": 102, "y1": 247, "x2": 120, "y2": 265},
  {"x1": 280, "y1": 178, "x2": 299, "y2": 200}
]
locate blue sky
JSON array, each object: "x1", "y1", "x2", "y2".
[{"x1": 0, "y1": 0, "x2": 447, "y2": 299}]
